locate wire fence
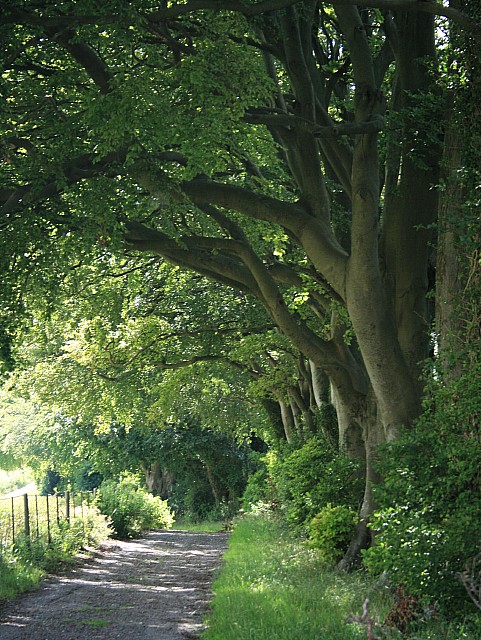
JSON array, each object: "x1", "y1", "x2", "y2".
[{"x1": 0, "y1": 491, "x2": 95, "y2": 551}]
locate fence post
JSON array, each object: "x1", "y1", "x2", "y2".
[
  {"x1": 66, "y1": 490, "x2": 70, "y2": 523},
  {"x1": 35, "y1": 495, "x2": 39, "y2": 539},
  {"x1": 23, "y1": 493, "x2": 30, "y2": 538},
  {"x1": 46, "y1": 494, "x2": 52, "y2": 544},
  {"x1": 11, "y1": 497, "x2": 15, "y2": 543}
]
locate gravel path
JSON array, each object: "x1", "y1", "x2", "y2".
[{"x1": 0, "y1": 529, "x2": 229, "y2": 639}]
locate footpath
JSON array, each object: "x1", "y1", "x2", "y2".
[{"x1": 0, "y1": 529, "x2": 229, "y2": 639}]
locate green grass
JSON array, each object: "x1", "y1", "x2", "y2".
[
  {"x1": 202, "y1": 515, "x2": 388, "y2": 640},
  {"x1": 172, "y1": 519, "x2": 226, "y2": 532},
  {"x1": 0, "y1": 559, "x2": 44, "y2": 600},
  {"x1": 83, "y1": 617, "x2": 110, "y2": 628},
  {"x1": 202, "y1": 515, "x2": 481, "y2": 640}
]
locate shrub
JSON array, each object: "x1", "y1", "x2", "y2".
[
  {"x1": 363, "y1": 365, "x2": 481, "y2": 614},
  {"x1": 96, "y1": 475, "x2": 174, "y2": 538},
  {"x1": 268, "y1": 437, "x2": 363, "y2": 530},
  {"x1": 308, "y1": 504, "x2": 357, "y2": 564},
  {"x1": 241, "y1": 465, "x2": 279, "y2": 513}
]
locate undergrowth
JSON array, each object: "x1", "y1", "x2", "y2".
[
  {"x1": 0, "y1": 506, "x2": 111, "y2": 602},
  {"x1": 202, "y1": 515, "x2": 481, "y2": 640}
]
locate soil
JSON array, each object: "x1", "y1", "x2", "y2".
[{"x1": 0, "y1": 529, "x2": 230, "y2": 639}]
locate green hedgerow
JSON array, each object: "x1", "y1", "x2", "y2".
[{"x1": 363, "y1": 365, "x2": 481, "y2": 614}]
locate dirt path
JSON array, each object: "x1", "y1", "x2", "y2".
[{"x1": 0, "y1": 529, "x2": 229, "y2": 639}]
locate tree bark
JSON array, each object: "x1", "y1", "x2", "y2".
[{"x1": 142, "y1": 462, "x2": 173, "y2": 499}]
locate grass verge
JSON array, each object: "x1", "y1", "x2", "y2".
[
  {"x1": 171, "y1": 520, "x2": 226, "y2": 532},
  {"x1": 0, "y1": 509, "x2": 111, "y2": 602},
  {"x1": 202, "y1": 514, "x2": 388, "y2": 640},
  {"x1": 202, "y1": 514, "x2": 481, "y2": 640}
]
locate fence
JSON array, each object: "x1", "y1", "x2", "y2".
[{"x1": 0, "y1": 491, "x2": 94, "y2": 550}]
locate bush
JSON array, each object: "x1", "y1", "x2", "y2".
[
  {"x1": 268, "y1": 437, "x2": 363, "y2": 530},
  {"x1": 96, "y1": 476, "x2": 174, "y2": 538},
  {"x1": 308, "y1": 504, "x2": 357, "y2": 564},
  {"x1": 363, "y1": 365, "x2": 481, "y2": 614}
]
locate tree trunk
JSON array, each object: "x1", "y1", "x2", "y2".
[
  {"x1": 141, "y1": 462, "x2": 173, "y2": 499},
  {"x1": 204, "y1": 462, "x2": 222, "y2": 506},
  {"x1": 331, "y1": 384, "x2": 365, "y2": 461},
  {"x1": 309, "y1": 360, "x2": 329, "y2": 409},
  {"x1": 277, "y1": 396, "x2": 295, "y2": 444},
  {"x1": 436, "y1": 129, "x2": 464, "y2": 360},
  {"x1": 261, "y1": 397, "x2": 287, "y2": 442},
  {"x1": 337, "y1": 394, "x2": 381, "y2": 570}
]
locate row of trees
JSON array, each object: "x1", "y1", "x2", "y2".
[{"x1": 1, "y1": 0, "x2": 480, "y2": 607}]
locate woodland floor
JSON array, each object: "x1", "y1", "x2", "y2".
[{"x1": 0, "y1": 529, "x2": 230, "y2": 639}]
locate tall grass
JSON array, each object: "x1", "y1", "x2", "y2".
[
  {"x1": 202, "y1": 515, "x2": 389, "y2": 640},
  {"x1": 203, "y1": 515, "x2": 481, "y2": 640}
]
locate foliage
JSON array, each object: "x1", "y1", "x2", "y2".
[
  {"x1": 152, "y1": 421, "x2": 248, "y2": 522},
  {"x1": 241, "y1": 466, "x2": 275, "y2": 511},
  {"x1": 308, "y1": 504, "x2": 357, "y2": 565},
  {"x1": 0, "y1": 468, "x2": 34, "y2": 495},
  {"x1": 364, "y1": 364, "x2": 481, "y2": 613},
  {"x1": 267, "y1": 437, "x2": 363, "y2": 530},
  {"x1": 95, "y1": 475, "x2": 174, "y2": 538},
  {"x1": 1, "y1": 2, "x2": 481, "y2": 606},
  {"x1": 0, "y1": 504, "x2": 111, "y2": 601}
]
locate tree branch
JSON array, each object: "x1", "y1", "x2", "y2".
[
  {"x1": 4, "y1": 1, "x2": 479, "y2": 39},
  {"x1": 0, "y1": 149, "x2": 128, "y2": 215},
  {"x1": 181, "y1": 178, "x2": 348, "y2": 296},
  {"x1": 244, "y1": 110, "x2": 385, "y2": 136},
  {"x1": 147, "y1": 0, "x2": 304, "y2": 20},
  {"x1": 124, "y1": 221, "x2": 263, "y2": 297},
  {"x1": 328, "y1": 0, "x2": 481, "y2": 39},
  {"x1": 48, "y1": 29, "x2": 112, "y2": 93}
]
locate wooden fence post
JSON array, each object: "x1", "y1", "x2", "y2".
[
  {"x1": 11, "y1": 497, "x2": 15, "y2": 543},
  {"x1": 46, "y1": 494, "x2": 52, "y2": 544},
  {"x1": 23, "y1": 494, "x2": 30, "y2": 538},
  {"x1": 35, "y1": 495, "x2": 39, "y2": 539},
  {"x1": 66, "y1": 490, "x2": 70, "y2": 523}
]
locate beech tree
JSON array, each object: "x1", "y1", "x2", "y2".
[{"x1": 1, "y1": 0, "x2": 479, "y2": 561}]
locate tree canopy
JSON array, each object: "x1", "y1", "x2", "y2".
[{"x1": 1, "y1": 0, "x2": 481, "y2": 565}]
